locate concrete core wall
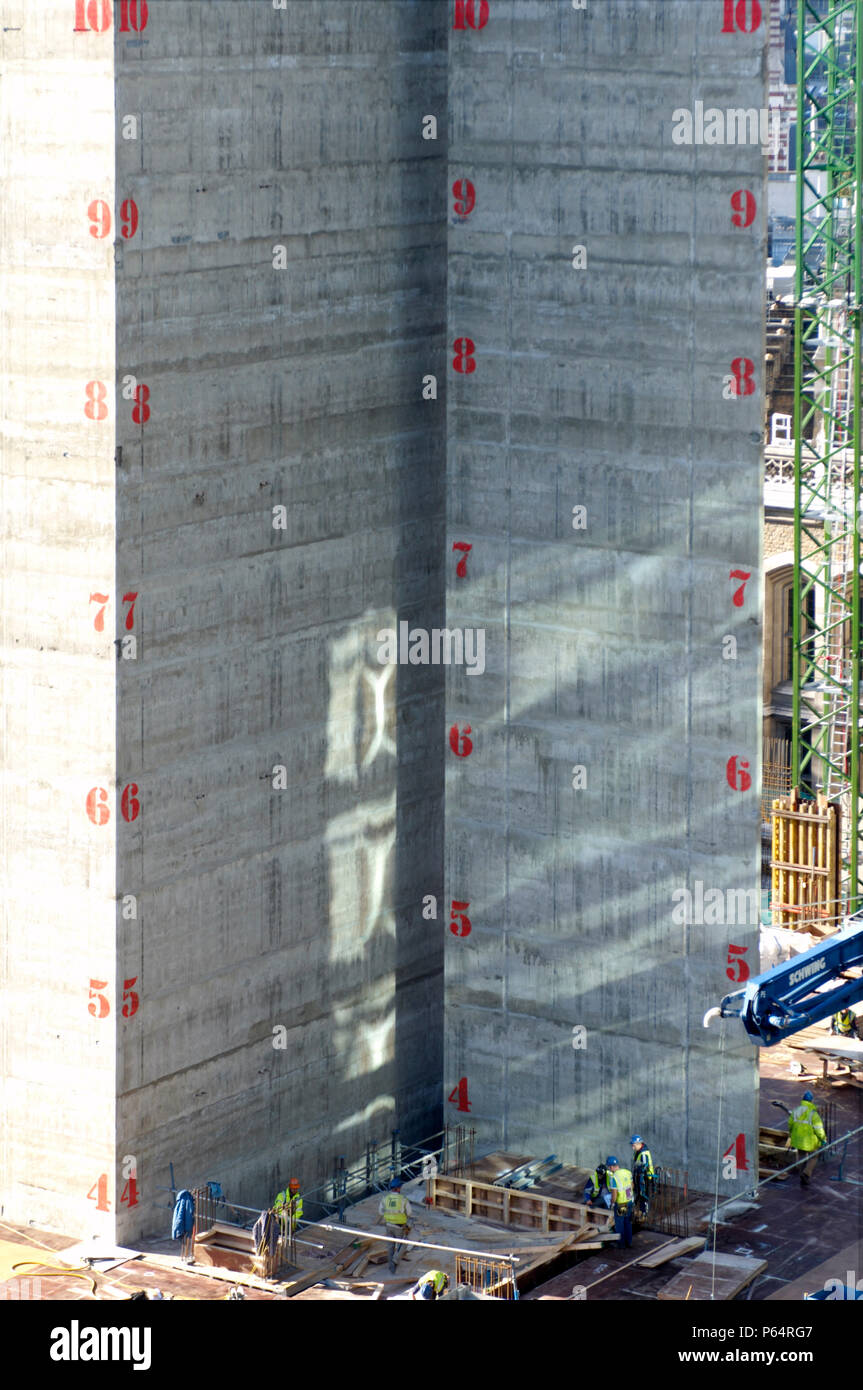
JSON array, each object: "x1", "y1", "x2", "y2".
[
  {"x1": 2, "y1": 0, "x2": 766, "y2": 1242},
  {"x1": 445, "y1": 0, "x2": 764, "y2": 1192},
  {"x1": 2, "y1": 0, "x2": 447, "y2": 1243}
]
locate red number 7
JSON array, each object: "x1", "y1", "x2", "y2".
[
  {"x1": 453, "y1": 542, "x2": 472, "y2": 578},
  {"x1": 90, "y1": 592, "x2": 109, "y2": 631},
  {"x1": 726, "y1": 944, "x2": 749, "y2": 983},
  {"x1": 122, "y1": 592, "x2": 138, "y2": 630},
  {"x1": 729, "y1": 570, "x2": 751, "y2": 608}
]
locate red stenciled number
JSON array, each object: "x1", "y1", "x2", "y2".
[
  {"x1": 86, "y1": 787, "x2": 110, "y2": 826},
  {"x1": 448, "y1": 1077, "x2": 471, "y2": 1112},
  {"x1": 119, "y1": 0, "x2": 149, "y2": 32},
  {"x1": 726, "y1": 944, "x2": 749, "y2": 983},
  {"x1": 87, "y1": 199, "x2": 111, "y2": 238},
  {"x1": 74, "y1": 0, "x2": 112, "y2": 33},
  {"x1": 721, "y1": 0, "x2": 762, "y2": 33},
  {"x1": 453, "y1": 179, "x2": 476, "y2": 217},
  {"x1": 121, "y1": 783, "x2": 140, "y2": 823},
  {"x1": 120, "y1": 1178, "x2": 139, "y2": 1208},
  {"x1": 132, "y1": 384, "x2": 150, "y2": 425},
  {"x1": 726, "y1": 756, "x2": 751, "y2": 792},
  {"x1": 730, "y1": 358, "x2": 755, "y2": 397},
  {"x1": 730, "y1": 189, "x2": 756, "y2": 228},
  {"x1": 449, "y1": 724, "x2": 473, "y2": 758},
  {"x1": 724, "y1": 1132, "x2": 749, "y2": 1171},
  {"x1": 453, "y1": 338, "x2": 476, "y2": 374},
  {"x1": 122, "y1": 592, "x2": 138, "y2": 630},
  {"x1": 450, "y1": 900, "x2": 472, "y2": 938},
  {"x1": 453, "y1": 0, "x2": 489, "y2": 29},
  {"x1": 87, "y1": 1174, "x2": 111, "y2": 1210},
  {"x1": 90, "y1": 592, "x2": 109, "y2": 631},
  {"x1": 729, "y1": 569, "x2": 751, "y2": 607},
  {"x1": 120, "y1": 198, "x2": 139, "y2": 240},
  {"x1": 88, "y1": 979, "x2": 110, "y2": 1019},
  {"x1": 85, "y1": 380, "x2": 108, "y2": 421},
  {"x1": 453, "y1": 542, "x2": 472, "y2": 577},
  {"x1": 122, "y1": 976, "x2": 139, "y2": 1018}
]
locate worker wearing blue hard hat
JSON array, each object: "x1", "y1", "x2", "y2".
[
  {"x1": 606, "y1": 1157, "x2": 635, "y2": 1249},
  {"x1": 788, "y1": 1092, "x2": 827, "y2": 1187},
  {"x1": 379, "y1": 1176, "x2": 412, "y2": 1272},
  {"x1": 630, "y1": 1135, "x2": 655, "y2": 1217}
]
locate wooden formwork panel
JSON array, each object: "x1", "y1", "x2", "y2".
[
  {"x1": 771, "y1": 788, "x2": 840, "y2": 932},
  {"x1": 429, "y1": 1175, "x2": 611, "y2": 1234}
]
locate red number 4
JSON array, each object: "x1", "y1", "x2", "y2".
[
  {"x1": 448, "y1": 1077, "x2": 471, "y2": 1112},
  {"x1": 87, "y1": 1174, "x2": 110, "y2": 1211}
]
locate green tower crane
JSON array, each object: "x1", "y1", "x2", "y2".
[{"x1": 793, "y1": 0, "x2": 863, "y2": 913}]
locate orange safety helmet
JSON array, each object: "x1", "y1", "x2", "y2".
[{"x1": 289, "y1": 1177, "x2": 300, "y2": 1191}]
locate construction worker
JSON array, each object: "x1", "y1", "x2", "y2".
[
  {"x1": 582, "y1": 1161, "x2": 613, "y2": 1210},
  {"x1": 832, "y1": 1007, "x2": 861, "y2": 1040},
  {"x1": 408, "y1": 1269, "x2": 450, "y2": 1301},
  {"x1": 606, "y1": 1157, "x2": 635, "y2": 1249},
  {"x1": 630, "y1": 1135, "x2": 655, "y2": 1216},
  {"x1": 273, "y1": 1184, "x2": 289, "y2": 1240},
  {"x1": 378, "y1": 1176, "x2": 411, "y2": 1273},
  {"x1": 287, "y1": 1177, "x2": 303, "y2": 1233},
  {"x1": 788, "y1": 1090, "x2": 827, "y2": 1186}
]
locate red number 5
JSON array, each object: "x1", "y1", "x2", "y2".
[
  {"x1": 450, "y1": 901, "x2": 472, "y2": 937},
  {"x1": 726, "y1": 944, "x2": 749, "y2": 983},
  {"x1": 88, "y1": 979, "x2": 110, "y2": 1018},
  {"x1": 122, "y1": 977, "x2": 139, "y2": 1018}
]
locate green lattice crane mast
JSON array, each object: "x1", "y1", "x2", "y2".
[{"x1": 793, "y1": 0, "x2": 863, "y2": 914}]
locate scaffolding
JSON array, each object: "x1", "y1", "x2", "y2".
[{"x1": 793, "y1": 0, "x2": 863, "y2": 911}]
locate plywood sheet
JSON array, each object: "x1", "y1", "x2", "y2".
[{"x1": 656, "y1": 1251, "x2": 767, "y2": 1301}]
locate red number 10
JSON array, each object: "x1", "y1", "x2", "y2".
[
  {"x1": 75, "y1": 0, "x2": 149, "y2": 31},
  {"x1": 721, "y1": 0, "x2": 761, "y2": 32},
  {"x1": 454, "y1": 0, "x2": 489, "y2": 30}
]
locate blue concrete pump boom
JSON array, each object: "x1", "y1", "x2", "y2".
[{"x1": 703, "y1": 915, "x2": 863, "y2": 1047}]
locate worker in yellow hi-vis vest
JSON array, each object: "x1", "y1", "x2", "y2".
[
  {"x1": 378, "y1": 1177, "x2": 412, "y2": 1274},
  {"x1": 606, "y1": 1157, "x2": 635, "y2": 1249},
  {"x1": 273, "y1": 1177, "x2": 303, "y2": 1242},
  {"x1": 788, "y1": 1091, "x2": 827, "y2": 1187}
]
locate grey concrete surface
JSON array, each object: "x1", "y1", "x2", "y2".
[
  {"x1": 1, "y1": 0, "x2": 766, "y2": 1243},
  {"x1": 444, "y1": 0, "x2": 764, "y2": 1193},
  {"x1": 1, "y1": 0, "x2": 447, "y2": 1242}
]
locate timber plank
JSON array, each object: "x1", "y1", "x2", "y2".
[{"x1": 637, "y1": 1237, "x2": 705, "y2": 1269}]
